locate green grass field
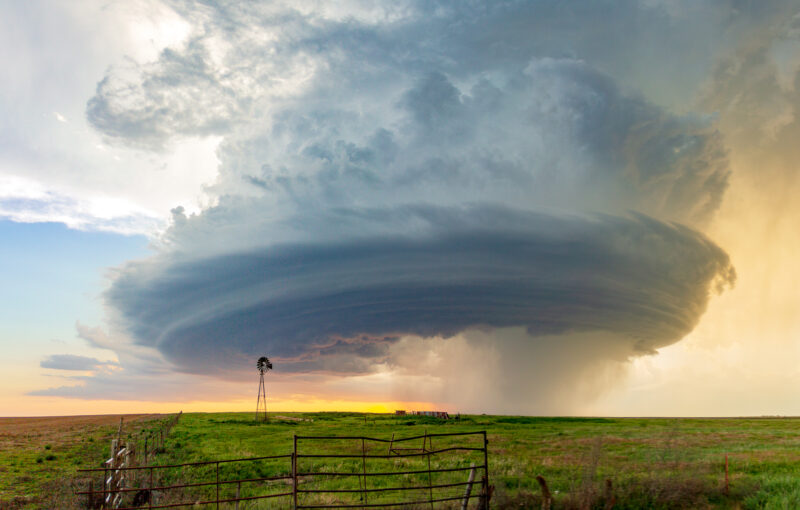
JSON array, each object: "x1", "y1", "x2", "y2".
[{"x1": 5, "y1": 412, "x2": 800, "y2": 509}]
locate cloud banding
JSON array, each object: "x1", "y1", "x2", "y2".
[{"x1": 108, "y1": 207, "x2": 734, "y2": 380}]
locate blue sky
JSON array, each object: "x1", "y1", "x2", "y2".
[
  {"x1": 0, "y1": 220, "x2": 150, "y2": 414},
  {"x1": 0, "y1": 221, "x2": 148, "y2": 335}
]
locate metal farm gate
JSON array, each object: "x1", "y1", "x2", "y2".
[
  {"x1": 293, "y1": 430, "x2": 490, "y2": 508},
  {"x1": 77, "y1": 430, "x2": 490, "y2": 509}
]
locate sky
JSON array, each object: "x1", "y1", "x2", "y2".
[{"x1": 1, "y1": 0, "x2": 799, "y2": 417}]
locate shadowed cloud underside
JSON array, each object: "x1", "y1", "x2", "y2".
[{"x1": 107, "y1": 207, "x2": 734, "y2": 376}]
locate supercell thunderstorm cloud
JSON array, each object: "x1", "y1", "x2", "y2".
[
  {"x1": 86, "y1": 1, "x2": 738, "y2": 412},
  {"x1": 108, "y1": 209, "x2": 734, "y2": 377}
]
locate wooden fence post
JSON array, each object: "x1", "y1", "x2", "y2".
[
  {"x1": 536, "y1": 475, "x2": 552, "y2": 510},
  {"x1": 109, "y1": 438, "x2": 117, "y2": 509},
  {"x1": 461, "y1": 464, "x2": 476, "y2": 510},
  {"x1": 103, "y1": 466, "x2": 108, "y2": 510}
]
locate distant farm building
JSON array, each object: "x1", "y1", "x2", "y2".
[
  {"x1": 411, "y1": 411, "x2": 450, "y2": 419},
  {"x1": 395, "y1": 410, "x2": 450, "y2": 419}
]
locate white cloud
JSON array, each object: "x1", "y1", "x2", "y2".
[
  {"x1": 0, "y1": 174, "x2": 163, "y2": 235},
  {"x1": 0, "y1": 1, "x2": 219, "y2": 234}
]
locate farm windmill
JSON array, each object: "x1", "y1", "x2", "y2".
[{"x1": 255, "y1": 356, "x2": 272, "y2": 421}]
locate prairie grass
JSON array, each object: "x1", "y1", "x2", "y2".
[{"x1": 4, "y1": 413, "x2": 800, "y2": 508}]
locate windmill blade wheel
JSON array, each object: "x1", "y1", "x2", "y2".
[{"x1": 257, "y1": 356, "x2": 272, "y2": 373}]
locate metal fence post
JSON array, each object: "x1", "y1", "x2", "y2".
[
  {"x1": 293, "y1": 435, "x2": 298, "y2": 510},
  {"x1": 360, "y1": 438, "x2": 368, "y2": 505},
  {"x1": 216, "y1": 461, "x2": 220, "y2": 510},
  {"x1": 426, "y1": 431, "x2": 434, "y2": 510},
  {"x1": 482, "y1": 431, "x2": 490, "y2": 510}
]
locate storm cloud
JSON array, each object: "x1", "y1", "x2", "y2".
[
  {"x1": 108, "y1": 207, "x2": 734, "y2": 377},
  {"x1": 74, "y1": 0, "x2": 746, "y2": 409}
]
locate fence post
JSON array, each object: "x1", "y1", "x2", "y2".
[
  {"x1": 119, "y1": 444, "x2": 128, "y2": 504},
  {"x1": 109, "y1": 438, "x2": 117, "y2": 510},
  {"x1": 361, "y1": 438, "x2": 368, "y2": 505},
  {"x1": 103, "y1": 466, "x2": 108, "y2": 510},
  {"x1": 293, "y1": 435, "x2": 298, "y2": 510},
  {"x1": 129, "y1": 445, "x2": 136, "y2": 484},
  {"x1": 148, "y1": 467, "x2": 153, "y2": 510},
  {"x1": 216, "y1": 461, "x2": 220, "y2": 510},
  {"x1": 461, "y1": 464, "x2": 476, "y2": 510},
  {"x1": 482, "y1": 431, "x2": 490, "y2": 510},
  {"x1": 426, "y1": 431, "x2": 434, "y2": 510},
  {"x1": 235, "y1": 481, "x2": 241, "y2": 510},
  {"x1": 536, "y1": 475, "x2": 551, "y2": 510}
]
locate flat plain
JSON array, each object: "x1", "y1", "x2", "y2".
[
  {"x1": 3, "y1": 413, "x2": 800, "y2": 509},
  {"x1": 0, "y1": 414, "x2": 163, "y2": 509}
]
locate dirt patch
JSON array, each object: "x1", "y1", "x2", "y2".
[
  {"x1": 273, "y1": 415, "x2": 312, "y2": 422},
  {"x1": 0, "y1": 414, "x2": 166, "y2": 508},
  {"x1": 0, "y1": 414, "x2": 161, "y2": 452},
  {"x1": 0, "y1": 414, "x2": 160, "y2": 436}
]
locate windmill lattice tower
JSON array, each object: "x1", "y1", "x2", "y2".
[{"x1": 255, "y1": 356, "x2": 272, "y2": 421}]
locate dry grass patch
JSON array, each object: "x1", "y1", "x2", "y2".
[{"x1": 0, "y1": 414, "x2": 164, "y2": 509}]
